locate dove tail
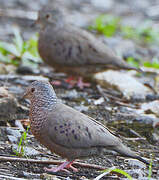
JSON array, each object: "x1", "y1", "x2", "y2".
[
  {"x1": 124, "y1": 65, "x2": 143, "y2": 73},
  {"x1": 114, "y1": 143, "x2": 149, "y2": 165},
  {"x1": 113, "y1": 57, "x2": 143, "y2": 73}
]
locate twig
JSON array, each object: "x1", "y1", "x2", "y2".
[
  {"x1": 96, "y1": 85, "x2": 121, "y2": 101},
  {"x1": 96, "y1": 85, "x2": 109, "y2": 102},
  {"x1": 124, "y1": 137, "x2": 146, "y2": 141},
  {"x1": 0, "y1": 175, "x2": 25, "y2": 180},
  {"x1": 0, "y1": 156, "x2": 105, "y2": 170},
  {"x1": 128, "y1": 128, "x2": 143, "y2": 138},
  {"x1": 96, "y1": 85, "x2": 137, "y2": 108}
]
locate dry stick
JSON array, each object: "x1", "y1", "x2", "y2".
[
  {"x1": 96, "y1": 85, "x2": 122, "y2": 101},
  {"x1": 0, "y1": 175, "x2": 25, "y2": 180},
  {"x1": 96, "y1": 85, "x2": 137, "y2": 108},
  {"x1": 0, "y1": 156, "x2": 105, "y2": 170},
  {"x1": 124, "y1": 137, "x2": 146, "y2": 141}
]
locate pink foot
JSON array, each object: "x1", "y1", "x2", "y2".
[
  {"x1": 65, "y1": 76, "x2": 76, "y2": 88},
  {"x1": 44, "y1": 160, "x2": 78, "y2": 173},
  {"x1": 65, "y1": 76, "x2": 75, "y2": 83},
  {"x1": 51, "y1": 77, "x2": 90, "y2": 89},
  {"x1": 51, "y1": 80, "x2": 62, "y2": 86},
  {"x1": 77, "y1": 77, "x2": 90, "y2": 89}
]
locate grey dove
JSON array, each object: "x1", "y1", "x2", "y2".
[
  {"x1": 37, "y1": 9, "x2": 142, "y2": 87},
  {"x1": 24, "y1": 80, "x2": 149, "y2": 172}
]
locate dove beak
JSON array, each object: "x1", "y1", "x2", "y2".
[
  {"x1": 30, "y1": 17, "x2": 43, "y2": 28},
  {"x1": 30, "y1": 15, "x2": 40, "y2": 27},
  {"x1": 30, "y1": 11, "x2": 40, "y2": 27},
  {"x1": 35, "y1": 17, "x2": 40, "y2": 24},
  {"x1": 30, "y1": 20, "x2": 37, "y2": 27}
]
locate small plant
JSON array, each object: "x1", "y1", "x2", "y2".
[
  {"x1": 88, "y1": 14, "x2": 120, "y2": 37},
  {"x1": 95, "y1": 158, "x2": 153, "y2": 180},
  {"x1": 14, "y1": 126, "x2": 30, "y2": 157},
  {"x1": 90, "y1": 14, "x2": 159, "y2": 45},
  {"x1": 148, "y1": 156, "x2": 154, "y2": 180},
  {"x1": 121, "y1": 25, "x2": 136, "y2": 39},
  {"x1": 148, "y1": 160, "x2": 152, "y2": 180},
  {"x1": 121, "y1": 21, "x2": 159, "y2": 45},
  {"x1": 126, "y1": 57, "x2": 140, "y2": 68},
  {"x1": 0, "y1": 26, "x2": 41, "y2": 67},
  {"x1": 89, "y1": 14, "x2": 159, "y2": 69},
  {"x1": 94, "y1": 167, "x2": 133, "y2": 180},
  {"x1": 144, "y1": 58, "x2": 159, "y2": 69}
]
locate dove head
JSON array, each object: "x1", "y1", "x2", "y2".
[
  {"x1": 23, "y1": 81, "x2": 57, "y2": 107},
  {"x1": 37, "y1": 8, "x2": 64, "y2": 27}
]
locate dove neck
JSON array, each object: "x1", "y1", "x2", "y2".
[{"x1": 30, "y1": 93, "x2": 57, "y2": 112}]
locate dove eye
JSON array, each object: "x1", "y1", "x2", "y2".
[
  {"x1": 45, "y1": 13, "x2": 50, "y2": 19},
  {"x1": 31, "y1": 87, "x2": 35, "y2": 93}
]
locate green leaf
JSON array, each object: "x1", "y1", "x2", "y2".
[
  {"x1": 89, "y1": 14, "x2": 120, "y2": 37},
  {"x1": 121, "y1": 26, "x2": 136, "y2": 39},
  {"x1": 95, "y1": 167, "x2": 133, "y2": 180},
  {"x1": 0, "y1": 42, "x2": 20, "y2": 56},
  {"x1": 121, "y1": 20, "x2": 159, "y2": 45},
  {"x1": 144, "y1": 59, "x2": 159, "y2": 69},
  {"x1": 111, "y1": 169, "x2": 133, "y2": 180},
  {"x1": 126, "y1": 57, "x2": 140, "y2": 68},
  {"x1": 22, "y1": 51, "x2": 41, "y2": 63},
  {"x1": 0, "y1": 52, "x2": 11, "y2": 63},
  {"x1": 148, "y1": 159, "x2": 153, "y2": 180},
  {"x1": 26, "y1": 34, "x2": 39, "y2": 56},
  {"x1": 0, "y1": 26, "x2": 41, "y2": 67},
  {"x1": 13, "y1": 26, "x2": 24, "y2": 54},
  {"x1": 21, "y1": 57, "x2": 39, "y2": 68},
  {"x1": 15, "y1": 126, "x2": 30, "y2": 157}
]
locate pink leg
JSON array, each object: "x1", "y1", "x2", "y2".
[
  {"x1": 77, "y1": 77, "x2": 90, "y2": 89},
  {"x1": 50, "y1": 78, "x2": 75, "y2": 88},
  {"x1": 51, "y1": 80, "x2": 62, "y2": 86},
  {"x1": 65, "y1": 76, "x2": 75, "y2": 83},
  {"x1": 51, "y1": 77, "x2": 90, "y2": 89},
  {"x1": 66, "y1": 76, "x2": 90, "y2": 89},
  {"x1": 65, "y1": 76, "x2": 76, "y2": 88},
  {"x1": 44, "y1": 160, "x2": 78, "y2": 173}
]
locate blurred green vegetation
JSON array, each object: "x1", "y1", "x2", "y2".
[
  {"x1": 144, "y1": 58, "x2": 159, "y2": 69},
  {"x1": 0, "y1": 26, "x2": 41, "y2": 67},
  {"x1": 126, "y1": 57, "x2": 140, "y2": 68},
  {"x1": 89, "y1": 14, "x2": 159, "y2": 69},
  {"x1": 0, "y1": 15, "x2": 159, "y2": 69},
  {"x1": 121, "y1": 21, "x2": 159, "y2": 45},
  {"x1": 88, "y1": 15, "x2": 120, "y2": 37},
  {"x1": 89, "y1": 14, "x2": 159, "y2": 45}
]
